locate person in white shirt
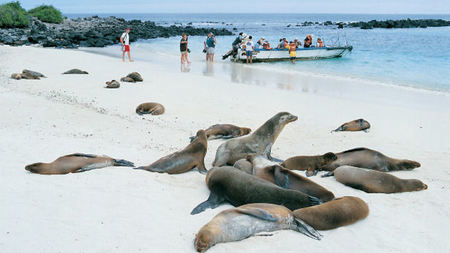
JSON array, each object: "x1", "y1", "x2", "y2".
[
  {"x1": 120, "y1": 27, "x2": 133, "y2": 62},
  {"x1": 245, "y1": 36, "x2": 254, "y2": 64}
]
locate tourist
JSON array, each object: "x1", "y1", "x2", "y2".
[
  {"x1": 120, "y1": 27, "x2": 133, "y2": 62},
  {"x1": 204, "y1": 32, "x2": 216, "y2": 62},
  {"x1": 263, "y1": 40, "x2": 272, "y2": 50},
  {"x1": 304, "y1": 34, "x2": 312, "y2": 48},
  {"x1": 222, "y1": 32, "x2": 245, "y2": 60},
  {"x1": 256, "y1": 38, "x2": 265, "y2": 49},
  {"x1": 180, "y1": 33, "x2": 190, "y2": 65},
  {"x1": 316, "y1": 38, "x2": 324, "y2": 47},
  {"x1": 245, "y1": 36, "x2": 254, "y2": 64},
  {"x1": 288, "y1": 41, "x2": 297, "y2": 64}
]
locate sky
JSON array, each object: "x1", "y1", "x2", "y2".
[{"x1": 3, "y1": 0, "x2": 450, "y2": 14}]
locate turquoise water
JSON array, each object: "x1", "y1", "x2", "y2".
[{"x1": 69, "y1": 13, "x2": 450, "y2": 92}]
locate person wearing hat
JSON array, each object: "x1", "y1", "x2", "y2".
[
  {"x1": 204, "y1": 32, "x2": 216, "y2": 62},
  {"x1": 120, "y1": 27, "x2": 133, "y2": 62}
]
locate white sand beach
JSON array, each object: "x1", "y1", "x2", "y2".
[{"x1": 0, "y1": 45, "x2": 449, "y2": 252}]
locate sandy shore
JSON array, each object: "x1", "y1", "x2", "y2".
[{"x1": 0, "y1": 45, "x2": 449, "y2": 252}]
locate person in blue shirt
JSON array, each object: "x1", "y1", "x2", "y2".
[{"x1": 204, "y1": 32, "x2": 217, "y2": 62}]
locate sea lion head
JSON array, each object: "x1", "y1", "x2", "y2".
[
  {"x1": 277, "y1": 112, "x2": 298, "y2": 124},
  {"x1": 323, "y1": 152, "x2": 338, "y2": 163},
  {"x1": 407, "y1": 179, "x2": 428, "y2": 191},
  {"x1": 240, "y1": 127, "x2": 252, "y2": 135},
  {"x1": 25, "y1": 163, "x2": 44, "y2": 173},
  {"x1": 195, "y1": 227, "x2": 215, "y2": 253}
]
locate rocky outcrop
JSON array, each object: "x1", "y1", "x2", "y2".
[{"x1": 0, "y1": 16, "x2": 233, "y2": 48}]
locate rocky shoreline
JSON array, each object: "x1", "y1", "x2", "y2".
[
  {"x1": 289, "y1": 18, "x2": 450, "y2": 29},
  {"x1": 0, "y1": 16, "x2": 233, "y2": 48}
]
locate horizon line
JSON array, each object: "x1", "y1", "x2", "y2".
[{"x1": 62, "y1": 12, "x2": 450, "y2": 15}]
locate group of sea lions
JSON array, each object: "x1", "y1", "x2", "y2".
[{"x1": 22, "y1": 95, "x2": 426, "y2": 251}]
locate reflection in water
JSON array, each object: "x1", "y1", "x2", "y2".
[
  {"x1": 203, "y1": 61, "x2": 214, "y2": 76},
  {"x1": 181, "y1": 63, "x2": 191, "y2": 72}
]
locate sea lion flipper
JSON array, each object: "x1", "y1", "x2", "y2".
[
  {"x1": 308, "y1": 195, "x2": 322, "y2": 206},
  {"x1": 321, "y1": 171, "x2": 335, "y2": 177},
  {"x1": 189, "y1": 136, "x2": 195, "y2": 143},
  {"x1": 273, "y1": 166, "x2": 290, "y2": 189},
  {"x1": 113, "y1": 159, "x2": 135, "y2": 167},
  {"x1": 221, "y1": 135, "x2": 234, "y2": 140},
  {"x1": 294, "y1": 218, "x2": 322, "y2": 240},
  {"x1": 235, "y1": 208, "x2": 277, "y2": 222},
  {"x1": 305, "y1": 169, "x2": 318, "y2": 177},
  {"x1": 191, "y1": 192, "x2": 224, "y2": 215}
]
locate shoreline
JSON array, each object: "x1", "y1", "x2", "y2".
[{"x1": 0, "y1": 45, "x2": 449, "y2": 252}]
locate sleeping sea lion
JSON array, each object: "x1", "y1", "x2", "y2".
[
  {"x1": 122, "y1": 72, "x2": 143, "y2": 82},
  {"x1": 63, "y1": 69, "x2": 88, "y2": 74},
  {"x1": 247, "y1": 155, "x2": 335, "y2": 202},
  {"x1": 105, "y1": 80, "x2": 120, "y2": 88},
  {"x1": 293, "y1": 196, "x2": 369, "y2": 230},
  {"x1": 281, "y1": 152, "x2": 338, "y2": 177},
  {"x1": 25, "y1": 153, "x2": 134, "y2": 175},
  {"x1": 189, "y1": 124, "x2": 251, "y2": 142},
  {"x1": 22, "y1": 69, "x2": 45, "y2": 79},
  {"x1": 191, "y1": 166, "x2": 321, "y2": 215},
  {"x1": 135, "y1": 102, "x2": 165, "y2": 115},
  {"x1": 134, "y1": 130, "x2": 207, "y2": 174},
  {"x1": 195, "y1": 203, "x2": 322, "y2": 252},
  {"x1": 212, "y1": 112, "x2": 298, "y2": 166},
  {"x1": 324, "y1": 165, "x2": 428, "y2": 193},
  {"x1": 321, "y1": 147, "x2": 421, "y2": 173},
  {"x1": 332, "y1": 119, "x2": 370, "y2": 132}
]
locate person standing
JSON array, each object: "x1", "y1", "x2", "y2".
[
  {"x1": 204, "y1": 32, "x2": 216, "y2": 62},
  {"x1": 120, "y1": 27, "x2": 133, "y2": 62},
  {"x1": 245, "y1": 36, "x2": 254, "y2": 64},
  {"x1": 180, "y1": 33, "x2": 191, "y2": 65},
  {"x1": 288, "y1": 41, "x2": 297, "y2": 64}
]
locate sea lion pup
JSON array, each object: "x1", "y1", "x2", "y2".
[
  {"x1": 105, "y1": 80, "x2": 120, "y2": 88},
  {"x1": 25, "y1": 153, "x2": 134, "y2": 175},
  {"x1": 195, "y1": 203, "x2": 322, "y2": 252},
  {"x1": 281, "y1": 152, "x2": 338, "y2": 177},
  {"x1": 191, "y1": 166, "x2": 321, "y2": 215},
  {"x1": 293, "y1": 196, "x2": 369, "y2": 230},
  {"x1": 63, "y1": 69, "x2": 88, "y2": 74},
  {"x1": 135, "y1": 102, "x2": 165, "y2": 115},
  {"x1": 189, "y1": 124, "x2": 251, "y2": 142},
  {"x1": 135, "y1": 130, "x2": 207, "y2": 174},
  {"x1": 233, "y1": 158, "x2": 253, "y2": 174},
  {"x1": 247, "y1": 155, "x2": 335, "y2": 202},
  {"x1": 332, "y1": 118, "x2": 371, "y2": 132},
  {"x1": 212, "y1": 112, "x2": 298, "y2": 166},
  {"x1": 321, "y1": 147, "x2": 421, "y2": 173},
  {"x1": 324, "y1": 166, "x2": 428, "y2": 193}
]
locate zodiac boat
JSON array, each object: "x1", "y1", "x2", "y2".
[{"x1": 231, "y1": 46, "x2": 353, "y2": 62}]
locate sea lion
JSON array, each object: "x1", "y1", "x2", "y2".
[
  {"x1": 195, "y1": 203, "x2": 322, "y2": 252},
  {"x1": 247, "y1": 155, "x2": 335, "y2": 202},
  {"x1": 135, "y1": 102, "x2": 165, "y2": 115},
  {"x1": 332, "y1": 118, "x2": 371, "y2": 132},
  {"x1": 22, "y1": 69, "x2": 45, "y2": 79},
  {"x1": 324, "y1": 165, "x2": 428, "y2": 193},
  {"x1": 105, "y1": 80, "x2": 120, "y2": 88},
  {"x1": 191, "y1": 166, "x2": 321, "y2": 215},
  {"x1": 233, "y1": 158, "x2": 253, "y2": 174},
  {"x1": 120, "y1": 76, "x2": 135, "y2": 82},
  {"x1": 122, "y1": 72, "x2": 143, "y2": 82},
  {"x1": 135, "y1": 130, "x2": 207, "y2": 174},
  {"x1": 212, "y1": 112, "x2": 298, "y2": 166},
  {"x1": 293, "y1": 196, "x2": 369, "y2": 230},
  {"x1": 25, "y1": 153, "x2": 134, "y2": 175},
  {"x1": 10, "y1": 73, "x2": 22, "y2": 80},
  {"x1": 321, "y1": 147, "x2": 421, "y2": 172},
  {"x1": 281, "y1": 152, "x2": 338, "y2": 177},
  {"x1": 190, "y1": 124, "x2": 251, "y2": 142},
  {"x1": 63, "y1": 69, "x2": 88, "y2": 74}
]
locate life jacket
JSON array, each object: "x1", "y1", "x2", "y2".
[{"x1": 289, "y1": 42, "x2": 296, "y2": 51}]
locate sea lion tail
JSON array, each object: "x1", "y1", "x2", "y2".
[
  {"x1": 114, "y1": 159, "x2": 135, "y2": 167},
  {"x1": 191, "y1": 192, "x2": 224, "y2": 215},
  {"x1": 308, "y1": 195, "x2": 322, "y2": 206},
  {"x1": 294, "y1": 218, "x2": 322, "y2": 240}
]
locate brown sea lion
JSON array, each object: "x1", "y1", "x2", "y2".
[
  {"x1": 122, "y1": 72, "x2": 143, "y2": 82},
  {"x1": 281, "y1": 152, "x2": 338, "y2": 177},
  {"x1": 321, "y1": 147, "x2": 421, "y2": 173},
  {"x1": 191, "y1": 166, "x2": 321, "y2": 215},
  {"x1": 332, "y1": 118, "x2": 370, "y2": 132},
  {"x1": 233, "y1": 158, "x2": 253, "y2": 174},
  {"x1": 105, "y1": 80, "x2": 120, "y2": 88},
  {"x1": 22, "y1": 69, "x2": 45, "y2": 78},
  {"x1": 135, "y1": 130, "x2": 207, "y2": 174},
  {"x1": 212, "y1": 112, "x2": 298, "y2": 166},
  {"x1": 247, "y1": 155, "x2": 335, "y2": 202},
  {"x1": 120, "y1": 76, "x2": 135, "y2": 82},
  {"x1": 189, "y1": 124, "x2": 251, "y2": 142},
  {"x1": 324, "y1": 165, "x2": 428, "y2": 193},
  {"x1": 63, "y1": 69, "x2": 88, "y2": 74},
  {"x1": 195, "y1": 203, "x2": 322, "y2": 252},
  {"x1": 25, "y1": 153, "x2": 134, "y2": 175},
  {"x1": 11, "y1": 73, "x2": 22, "y2": 80},
  {"x1": 135, "y1": 102, "x2": 165, "y2": 115},
  {"x1": 293, "y1": 196, "x2": 369, "y2": 230}
]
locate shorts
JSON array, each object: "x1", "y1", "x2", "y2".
[
  {"x1": 123, "y1": 45, "x2": 130, "y2": 52},
  {"x1": 290, "y1": 57, "x2": 296, "y2": 60},
  {"x1": 180, "y1": 50, "x2": 187, "y2": 55},
  {"x1": 246, "y1": 50, "x2": 253, "y2": 57},
  {"x1": 290, "y1": 52, "x2": 296, "y2": 57},
  {"x1": 206, "y1": 47, "x2": 215, "y2": 54}
]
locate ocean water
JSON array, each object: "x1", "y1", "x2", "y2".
[{"x1": 69, "y1": 13, "x2": 450, "y2": 92}]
